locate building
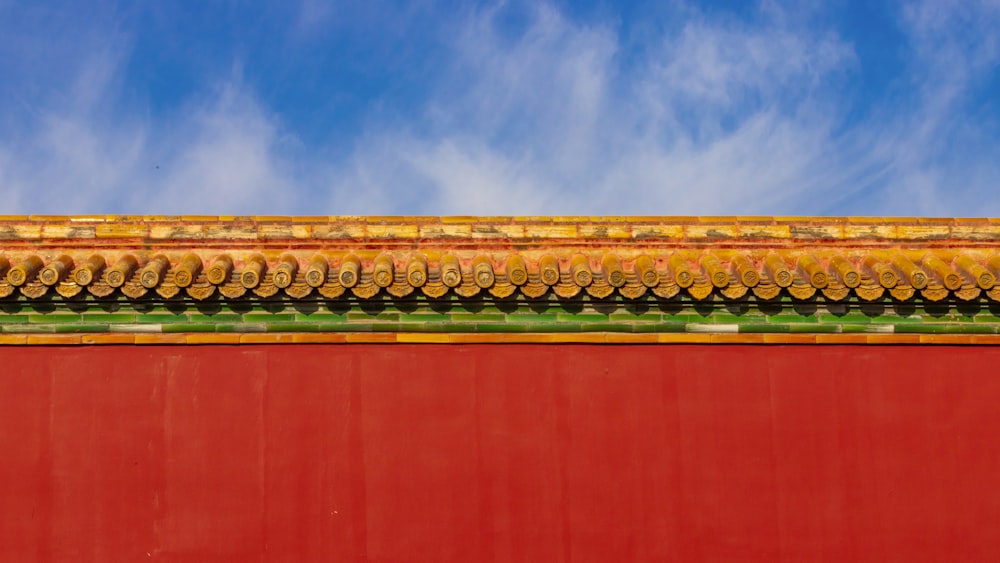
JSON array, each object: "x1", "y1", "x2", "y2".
[{"x1": 2, "y1": 215, "x2": 999, "y2": 561}]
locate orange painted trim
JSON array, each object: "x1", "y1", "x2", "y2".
[{"x1": 3, "y1": 332, "x2": 1000, "y2": 345}]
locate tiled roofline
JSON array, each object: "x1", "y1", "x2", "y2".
[
  {"x1": 2, "y1": 216, "x2": 1000, "y2": 344},
  {"x1": 1, "y1": 216, "x2": 999, "y2": 304}
]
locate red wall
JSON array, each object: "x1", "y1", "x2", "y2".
[{"x1": 1, "y1": 344, "x2": 999, "y2": 562}]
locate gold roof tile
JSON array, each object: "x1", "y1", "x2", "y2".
[{"x1": 0, "y1": 216, "x2": 998, "y2": 303}]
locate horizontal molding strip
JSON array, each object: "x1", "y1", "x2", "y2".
[{"x1": 3, "y1": 332, "x2": 1000, "y2": 346}]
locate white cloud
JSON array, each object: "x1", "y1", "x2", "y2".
[
  {"x1": 1, "y1": 1, "x2": 998, "y2": 216},
  {"x1": 329, "y1": 0, "x2": 1000, "y2": 216},
  {"x1": 331, "y1": 3, "x2": 866, "y2": 215},
  {"x1": 653, "y1": 21, "x2": 850, "y2": 110},
  {"x1": 0, "y1": 46, "x2": 148, "y2": 212},
  {"x1": 404, "y1": 140, "x2": 554, "y2": 215},
  {"x1": 138, "y1": 80, "x2": 299, "y2": 214},
  {"x1": 867, "y1": 0, "x2": 1000, "y2": 214},
  {"x1": 0, "y1": 53, "x2": 301, "y2": 214}
]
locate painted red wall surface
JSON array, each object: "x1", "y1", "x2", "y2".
[{"x1": 1, "y1": 344, "x2": 999, "y2": 562}]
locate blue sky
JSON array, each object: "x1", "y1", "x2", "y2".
[{"x1": 0, "y1": 0, "x2": 998, "y2": 216}]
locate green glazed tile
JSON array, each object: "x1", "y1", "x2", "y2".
[
  {"x1": 55, "y1": 323, "x2": 111, "y2": 333},
  {"x1": 346, "y1": 311, "x2": 400, "y2": 321},
  {"x1": 3, "y1": 324, "x2": 56, "y2": 333},
  {"x1": 737, "y1": 323, "x2": 791, "y2": 333},
  {"x1": 399, "y1": 313, "x2": 451, "y2": 323},
  {"x1": 579, "y1": 322, "x2": 634, "y2": 332},
  {"x1": 765, "y1": 313, "x2": 818, "y2": 323},
  {"x1": 314, "y1": 322, "x2": 374, "y2": 332},
  {"x1": 819, "y1": 314, "x2": 870, "y2": 324},
  {"x1": 161, "y1": 323, "x2": 216, "y2": 333},
  {"x1": 938, "y1": 323, "x2": 995, "y2": 334},
  {"x1": 79, "y1": 313, "x2": 137, "y2": 323},
  {"x1": 524, "y1": 322, "x2": 585, "y2": 332},
  {"x1": 645, "y1": 322, "x2": 689, "y2": 333},
  {"x1": 892, "y1": 323, "x2": 996, "y2": 334},
  {"x1": 28, "y1": 314, "x2": 82, "y2": 323},
  {"x1": 556, "y1": 313, "x2": 610, "y2": 323},
  {"x1": 840, "y1": 324, "x2": 891, "y2": 333},
  {"x1": 504, "y1": 313, "x2": 561, "y2": 323},
  {"x1": 294, "y1": 313, "x2": 348, "y2": 322},
  {"x1": 266, "y1": 322, "x2": 320, "y2": 332},
  {"x1": 608, "y1": 312, "x2": 664, "y2": 322},
  {"x1": 214, "y1": 323, "x2": 268, "y2": 332},
  {"x1": 472, "y1": 323, "x2": 528, "y2": 333},
  {"x1": 188, "y1": 313, "x2": 244, "y2": 323},
  {"x1": 242, "y1": 313, "x2": 296, "y2": 323},
  {"x1": 702, "y1": 314, "x2": 746, "y2": 324},
  {"x1": 449, "y1": 313, "x2": 506, "y2": 322},
  {"x1": 870, "y1": 315, "x2": 922, "y2": 323},
  {"x1": 136, "y1": 313, "x2": 188, "y2": 323},
  {"x1": 789, "y1": 323, "x2": 840, "y2": 333}
]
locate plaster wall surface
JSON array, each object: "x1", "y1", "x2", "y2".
[{"x1": 1, "y1": 344, "x2": 997, "y2": 561}]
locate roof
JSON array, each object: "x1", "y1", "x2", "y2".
[{"x1": 2, "y1": 216, "x2": 1000, "y2": 345}]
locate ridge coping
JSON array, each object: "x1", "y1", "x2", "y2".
[{"x1": 0, "y1": 216, "x2": 999, "y2": 244}]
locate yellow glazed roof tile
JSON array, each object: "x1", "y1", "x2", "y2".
[{"x1": 0, "y1": 216, "x2": 997, "y2": 304}]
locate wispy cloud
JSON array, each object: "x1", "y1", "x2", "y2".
[
  {"x1": 867, "y1": 0, "x2": 1000, "y2": 214},
  {"x1": 137, "y1": 77, "x2": 300, "y2": 214},
  {"x1": 0, "y1": 50, "x2": 301, "y2": 214},
  {"x1": 331, "y1": 3, "x2": 864, "y2": 214},
  {"x1": 0, "y1": 1, "x2": 997, "y2": 216},
  {"x1": 0, "y1": 43, "x2": 146, "y2": 212}
]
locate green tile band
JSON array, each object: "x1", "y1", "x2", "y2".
[{"x1": 2, "y1": 293, "x2": 1000, "y2": 335}]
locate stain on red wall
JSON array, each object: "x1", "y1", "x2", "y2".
[{"x1": 1, "y1": 344, "x2": 999, "y2": 562}]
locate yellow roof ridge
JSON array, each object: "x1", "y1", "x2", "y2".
[{"x1": 0, "y1": 215, "x2": 997, "y2": 245}]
